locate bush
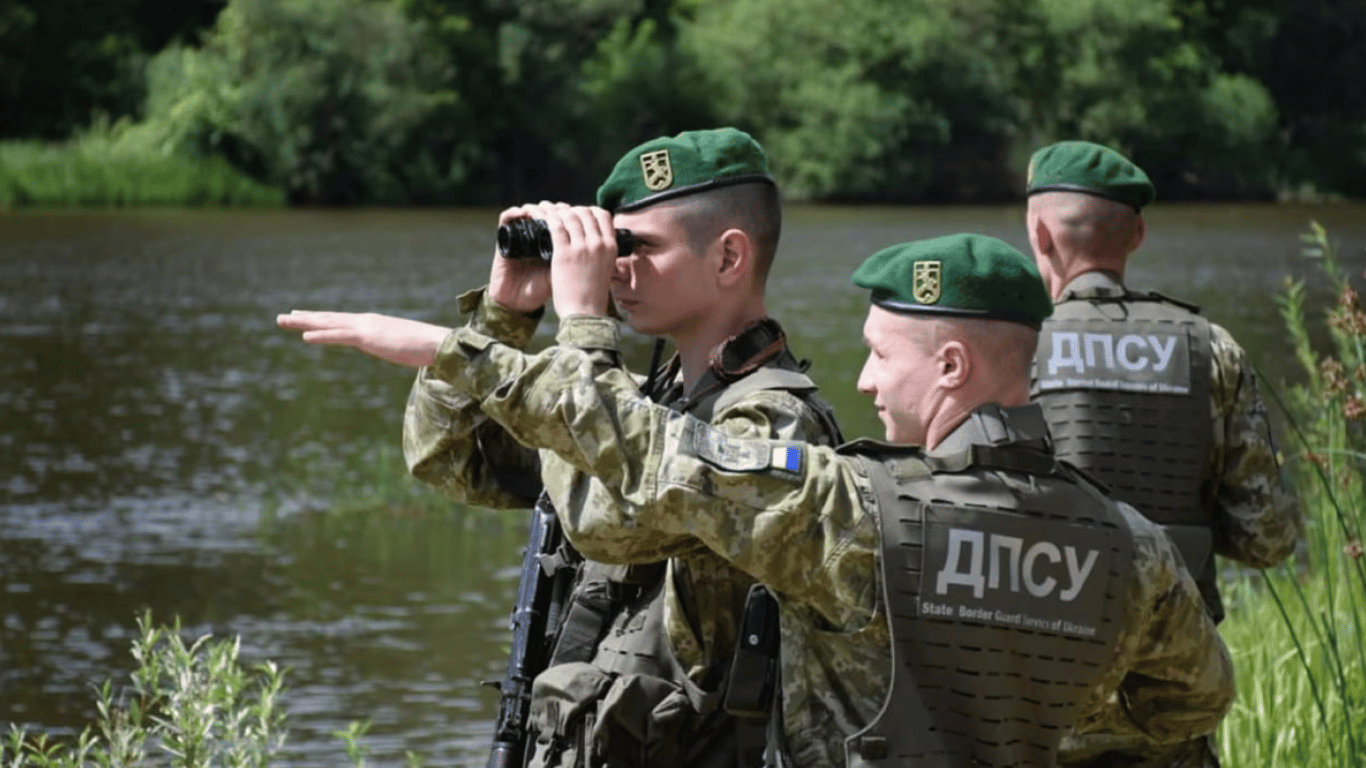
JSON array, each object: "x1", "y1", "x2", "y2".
[{"x1": 0, "y1": 133, "x2": 283, "y2": 208}]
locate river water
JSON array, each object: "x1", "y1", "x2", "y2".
[{"x1": 2, "y1": 203, "x2": 1365, "y2": 765}]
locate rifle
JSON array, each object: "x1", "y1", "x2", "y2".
[{"x1": 486, "y1": 491, "x2": 575, "y2": 768}]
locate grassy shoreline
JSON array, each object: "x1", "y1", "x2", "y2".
[{"x1": 0, "y1": 141, "x2": 283, "y2": 209}]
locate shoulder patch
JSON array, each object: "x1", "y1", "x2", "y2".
[{"x1": 692, "y1": 426, "x2": 772, "y2": 472}]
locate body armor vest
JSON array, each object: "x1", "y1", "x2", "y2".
[
  {"x1": 846, "y1": 405, "x2": 1137, "y2": 768},
  {"x1": 1030, "y1": 285, "x2": 1221, "y2": 617},
  {"x1": 539, "y1": 319, "x2": 841, "y2": 768}
]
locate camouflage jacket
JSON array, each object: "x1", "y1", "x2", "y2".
[
  {"x1": 425, "y1": 315, "x2": 1236, "y2": 768},
  {"x1": 403, "y1": 288, "x2": 841, "y2": 681}
]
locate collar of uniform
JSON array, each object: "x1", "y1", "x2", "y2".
[
  {"x1": 931, "y1": 403, "x2": 1051, "y2": 457},
  {"x1": 1058, "y1": 270, "x2": 1126, "y2": 302}
]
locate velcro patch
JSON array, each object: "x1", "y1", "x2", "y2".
[
  {"x1": 917, "y1": 507, "x2": 1116, "y2": 637},
  {"x1": 1035, "y1": 323, "x2": 1192, "y2": 395},
  {"x1": 692, "y1": 425, "x2": 771, "y2": 472}
]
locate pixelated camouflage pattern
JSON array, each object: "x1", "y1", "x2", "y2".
[
  {"x1": 403, "y1": 289, "x2": 841, "y2": 683},
  {"x1": 428, "y1": 317, "x2": 1234, "y2": 768},
  {"x1": 1207, "y1": 321, "x2": 1301, "y2": 568}
]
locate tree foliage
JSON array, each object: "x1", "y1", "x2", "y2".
[{"x1": 3, "y1": 0, "x2": 1362, "y2": 204}]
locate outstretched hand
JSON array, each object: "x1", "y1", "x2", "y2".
[{"x1": 276, "y1": 310, "x2": 451, "y2": 368}]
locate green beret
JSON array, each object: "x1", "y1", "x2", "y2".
[
  {"x1": 1026, "y1": 140, "x2": 1155, "y2": 210},
  {"x1": 596, "y1": 127, "x2": 775, "y2": 213},
  {"x1": 851, "y1": 233, "x2": 1053, "y2": 329}
]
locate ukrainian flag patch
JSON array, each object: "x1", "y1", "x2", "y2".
[{"x1": 770, "y1": 445, "x2": 802, "y2": 473}]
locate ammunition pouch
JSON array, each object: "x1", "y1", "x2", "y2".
[{"x1": 526, "y1": 662, "x2": 714, "y2": 768}]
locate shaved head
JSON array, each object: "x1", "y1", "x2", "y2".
[
  {"x1": 1028, "y1": 191, "x2": 1142, "y2": 262},
  {"x1": 908, "y1": 317, "x2": 1039, "y2": 383},
  {"x1": 660, "y1": 181, "x2": 782, "y2": 283}
]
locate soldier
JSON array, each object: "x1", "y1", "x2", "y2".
[
  {"x1": 397, "y1": 229, "x2": 1234, "y2": 767},
  {"x1": 1023, "y1": 141, "x2": 1300, "y2": 767},
  {"x1": 279, "y1": 128, "x2": 843, "y2": 767}
]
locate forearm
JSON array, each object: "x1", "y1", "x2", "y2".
[
  {"x1": 401, "y1": 286, "x2": 545, "y2": 508},
  {"x1": 403, "y1": 370, "x2": 540, "y2": 508},
  {"x1": 431, "y1": 318, "x2": 879, "y2": 626}
]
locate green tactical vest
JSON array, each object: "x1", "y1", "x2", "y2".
[
  {"x1": 529, "y1": 319, "x2": 842, "y2": 768},
  {"x1": 1030, "y1": 280, "x2": 1220, "y2": 618},
  {"x1": 843, "y1": 404, "x2": 1137, "y2": 768}
]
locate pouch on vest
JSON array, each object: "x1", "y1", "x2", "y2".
[
  {"x1": 528, "y1": 662, "x2": 614, "y2": 768},
  {"x1": 592, "y1": 672, "x2": 694, "y2": 766},
  {"x1": 526, "y1": 663, "x2": 698, "y2": 768}
]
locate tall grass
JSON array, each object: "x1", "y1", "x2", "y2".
[
  {"x1": 1218, "y1": 221, "x2": 1366, "y2": 766},
  {"x1": 0, "y1": 120, "x2": 282, "y2": 208}
]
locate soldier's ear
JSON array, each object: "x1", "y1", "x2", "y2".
[
  {"x1": 938, "y1": 341, "x2": 971, "y2": 390},
  {"x1": 715, "y1": 228, "x2": 751, "y2": 287},
  {"x1": 1128, "y1": 215, "x2": 1147, "y2": 255},
  {"x1": 1032, "y1": 217, "x2": 1054, "y2": 257}
]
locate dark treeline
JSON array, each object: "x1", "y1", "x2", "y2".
[{"x1": 1, "y1": 0, "x2": 1362, "y2": 205}]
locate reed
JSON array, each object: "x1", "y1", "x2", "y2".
[{"x1": 1218, "y1": 221, "x2": 1366, "y2": 766}]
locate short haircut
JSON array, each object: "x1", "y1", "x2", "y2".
[
  {"x1": 1030, "y1": 191, "x2": 1140, "y2": 260},
  {"x1": 663, "y1": 181, "x2": 783, "y2": 283},
  {"x1": 911, "y1": 316, "x2": 1039, "y2": 381}
]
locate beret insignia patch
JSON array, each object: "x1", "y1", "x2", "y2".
[
  {"x1": 640, "y1": 149, "x2": 673, "y2": 191},
  {"x1": 913, "y1": 260, "x2": 942, "y2": 305}
]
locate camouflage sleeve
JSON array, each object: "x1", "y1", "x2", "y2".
[
  {"x1": 1208, "y1": 323, "x2": 1301, "y2": 567},
  {"x1": 1071, "y1": 505, "x2": 1234, "y2": 743},
  {"x1": 402, "y1": 287, "x2": 546, "y2": 509},
  {"x1": 712, "y1": 388, "x2": 838, "y2": 445},
  {"x1": 430, "y1": 317, "x2": 880, "y2": 629}
]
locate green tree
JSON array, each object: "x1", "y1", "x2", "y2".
[
  {"x1": 1005, "y1": 0, "x2": 1280, "y2": 199},
  {"x1": 135, "y1": 0, "x2": 460, "y2": 204},
  {"x1": 0, "y1": 0, "x2": 224, "y2": 139},
  {"x1": 400, "y1": 0, "x2": 715, "y2": 203},
  {"x1": 1259, "y1": 0, "x2": 1366, "y2": 198},
  {"x1": 683, "y1": 0, "x2": 1018, "y2": 201}
]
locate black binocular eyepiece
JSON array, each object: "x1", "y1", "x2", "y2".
[{"x1": 497, "y1": 219, "x2": 635, "y2": 262}]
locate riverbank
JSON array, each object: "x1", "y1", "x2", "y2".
[{"x1": 0, "y1": 141, "x2": 283, "y2": 208}]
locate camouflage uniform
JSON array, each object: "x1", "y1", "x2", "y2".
[
  {"x1": 424, "y1": 315, "x2": 1236, "y2": 768},
  {"x1": 404, "y1": 289, "x2": 841, "y2": 765},
  {"x1": 1035, "y1": 271, "x2": 1299, "y2": 768}
]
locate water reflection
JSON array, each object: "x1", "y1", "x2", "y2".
[{"x1": 1, "y1": 204, "x2": 1364, "y2": 764}]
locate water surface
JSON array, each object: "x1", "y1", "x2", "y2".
[{"x1": 2, "y1": 203, "x2": 1364, "y2": 764}]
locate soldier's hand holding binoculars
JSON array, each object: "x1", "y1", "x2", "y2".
[{"x1": 492, "y1": 203, "x2": 628, "y2": 320}]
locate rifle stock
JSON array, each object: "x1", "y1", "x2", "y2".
[{"x1": 486, "y1": 492, "x2": 571, "y2": 768}]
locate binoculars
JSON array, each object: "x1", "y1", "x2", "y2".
[{"x1": 497, "y1": 218, "x2": 636, "y2": 262}]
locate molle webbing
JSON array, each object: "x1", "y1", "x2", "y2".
[
  {"x1": 1032, "y1": 292, "x2": 1218, "y2": 614},
  {"x1": 1034, "y1": 294, "x2": 1214, "y2": 525},
  {"x1": 848, "y1": 455, "x2": 1136, "y2": 768}
]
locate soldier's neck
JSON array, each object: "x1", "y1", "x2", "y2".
[
  {"x1": 675, "y1": 299, "x2": 769, "y2": 392},
  {"x1": 1053, "y1": 255, "x2": 1126, "y2": 299}
]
